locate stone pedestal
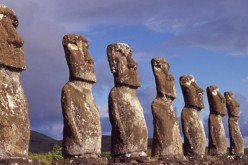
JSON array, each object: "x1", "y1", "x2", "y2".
[
  {"x1": 52, "y1": 157, "x2": 108, "y2": 165},
  {"x1": 0, "y1": 158, "x2": 40, "y2": 165}
]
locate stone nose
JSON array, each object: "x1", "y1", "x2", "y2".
[
  {"x1": 83, "y1": 45, "x2": 94, "y2": 64},
  {"x1": 6, "y1": 24, "x2": 24, "y2": 48},
  {"x1": 127, "y1": 56, "x2": 138, "y2": 70}
]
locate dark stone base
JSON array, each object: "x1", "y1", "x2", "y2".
[
  {"x1": 52, "y1": 157, "x2": 108, "y2": 165},
  {"x1": 186, "y1": 155, "x2": 248, "y2": 165},
  {"x1": 109, "y1": 156, "x2": 150, "y2": 164},
  {"x1": 0, "y1": 158, "x2": 41, "y2": 165}
]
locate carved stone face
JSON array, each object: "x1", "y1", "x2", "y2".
[
  {"x1": 224, "y1": 91, "x2": 240, "y2": 118},
  {"x1": 107, "y1": 43, "x2": 140, "y2": 88},
  {"x1": 151, "y1": 57, "x2": 176, "y2": 99},
  {"x1": 207, "y1": 85, "x2": 226, "y2": 116},
  {"x1": 62, "y1": 34, "x2": 96, "y2": 83},
  {"x1": 180, "y1": 75, "x2": 205, "y2": 109},
  {"x1": 0, "y1": 5, "x2": 25, "y2": 70}
]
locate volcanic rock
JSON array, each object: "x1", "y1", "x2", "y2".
[
  {"x1": 107, "y1": 43, "x2": 148, "y2": 159},
  {"x1": 207, "y1": 85, "x2": 227, "y2": 156},
  {"x1": 150, "y1": 57, "x2": 184, "y2": 160},
  {"x1": 180, "y1": 75, "x2": 206, "y2": 156}
]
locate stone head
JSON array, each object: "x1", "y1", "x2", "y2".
[
  {"x1": 0, "y1": 4, "x2": 25, "y2": 70},
  {"x1": 207, "y1": 85, "x2": 226, "y2": 116},
  {"x1": 224, "y1": 91, "x2": 240, "y2": 118},
  {"x1": 151, "y1": 57, "x2": 176, "y2": 99},
  {"x1": 179, "y1": 75, "x2": 204, "y2": 109},
  {"x1": 107, "y1": 43, "x2": 140, "y2": 88},
  {"x1": 62, "y1": 34, "x2": 96, "y2": 83}
]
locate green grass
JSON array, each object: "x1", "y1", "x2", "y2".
[
  {"x1": 29, "y1": 147, "x2": 248, "y2": 165},
  {"x1": 29, "y1": 144, "x2": 63, "y2": 165},
  {"x1": 29, "y1": 152, "x2": 53, "y2": 165}
]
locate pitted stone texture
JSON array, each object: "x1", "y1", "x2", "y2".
[
  {"x1": 52, "y1": 156, "x2": 108, "y2": 165},
  {"x1": 62, "y1": 34, "x2": 96, "y2": 82},
  {"x1": 0, "y1": 4, "x2": 29, "y2": 159},
  {"x1": 207, "y1": 85, "x2": 227, "y2": 156},
  {"x1": 150, "y1": 58, "x2": 184, "y2": 160},
  {"x1": 0, "y1": 68, "x2": 30, "y2": 158},
  {"x1": 224, "y1": 91, "x2": 244, "y2": 155},
  {"x1": 107, "y1": 43, "x2": 140, "y2": 88},
  {"x1": 0, "y1": 158, "x2": 40, "y2": 165},
  {"x1": 62, "y1": 34, "x2": 101, "y2": 157},
  {"x1": 107, "y1": 43, "x2": 148, "y2": 158},
  {"x1": 0, "y1": 4, "x2": 25, "y2": 70},
  {"x1": 180, "y1": 75, "x2": 206, "y2": 156}
]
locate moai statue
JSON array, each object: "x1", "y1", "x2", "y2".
[
  {"x1": 151, "y1": 57, "x2": 184, "y2": 160},
  {"x1": 0, "y1": 4, "x2": 30, "y2": 158},
  {"x1": 207, "y1": 85, "x2": 227, "y2": 155},
  {"x1": 107, "y1": 43, "x2": 148, "y2": 160},
  {"x1": 61, "y1": 34, "x2": 102, "y2": 159},
  {"x1": 224, "y1": 92, "x2": 244, "y2": 155},
  {"x1": 180, "y1": 75, "x2": 206, "y2": 156}
]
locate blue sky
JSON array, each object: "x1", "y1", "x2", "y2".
[{"x1": 1, "y1": 0, "x2": 248, "y2": 147}]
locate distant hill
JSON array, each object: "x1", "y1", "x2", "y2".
[
  {"x1": 29, "y1": 130, "x2": 62, "y2": 153},
  {"x1": 29, "y1": 130, "x2": 153, "y2": 153}
]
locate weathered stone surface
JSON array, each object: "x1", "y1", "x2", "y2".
[
  {"x1": 207, "y1": 85, "x2": 227, "y2": 156},
  {"x1": 107, "y1": 43, "x2": 148, "y2": 158},
  {"x1": 62, "y1": 34, "x2": 95, "y2": 82},
  {"x1": 150, "y1": 57, "x2": 184, "y2": 160},
  {"x1": 0, "y1": 4, "x2": 30, "y2": 158},
  {"x1": 0, "y1": 4, "x2": 25, "y2": 70},
  {"x1": 179, "y1": 75, "x2": 206, "y2": 156},
  {"x1": 0, "y1": 158, "x2": 41, "y2": 165},
  {"x1": 61, "y1": 34, "x2": 101, "y2": 157},
  {"x1": 52, "y1": 156, "x2": 108, "y2": 165},
  {"x1": 224, "y1": 91, "x2": 244, "y2": 155}
]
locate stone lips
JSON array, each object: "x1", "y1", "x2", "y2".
[
  {"x1": 180, "y1": 75, "x2": 206, "y2": 156},
  {"x1": 207, "y1": 85, "x2": 227, "y2": 155},
  {"x1": 61, "y1": 34, "x2": 101, "y2": 157},
  {"x1": 224, "y1": 92, "x2": 244, "y2": 155},
  {"x1": 151, "y1": 57, "x2": 184, "y2": 160},
  {"x1": 0, "y1": 4, "x2": 25, "y2": 70},
  {"x1": 107, "y1": 43, "x2": 148, "y2": 158}
]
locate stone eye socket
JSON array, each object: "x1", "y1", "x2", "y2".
[
  {"x1": 154, "y1": 62, "x2": 161, "y2": 68},
  {"x1": 71, "y1": 39, "x2": 76, "y2": 44}
]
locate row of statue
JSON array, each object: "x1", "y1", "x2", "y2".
[{"x1": 0, "y1": 3, "x2": 244, "y2": 163}]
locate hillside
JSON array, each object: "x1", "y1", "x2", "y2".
[
  {"x1": 29, "y1": 130, "x2": 62, "y2": 153},
  {"x1": 29, "y1": 131, "x2": 153, "y2": 153}
]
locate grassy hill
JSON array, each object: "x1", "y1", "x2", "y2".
[
  {"x1": 30, "y1": 130, "x2": 247, "y2": 155},
  {"x1": 29, "y1": 130, "x2": 62, "y2": 153},
  {"x1": 29, "y1": 131, "x2": 153, "y2": 153}
]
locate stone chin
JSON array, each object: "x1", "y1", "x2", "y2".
[{"x1": 72, "y1": 72, "x2": 96, "y2": 83}]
